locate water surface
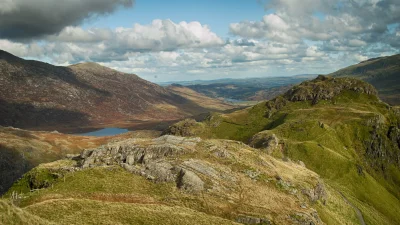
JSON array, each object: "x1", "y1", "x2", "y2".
[{"x1": 77, "y1": 127, "x2": 129, "y2": 137}]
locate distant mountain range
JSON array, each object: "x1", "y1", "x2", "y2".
[
  {"x1": 0, "y1": 50, "x2": 235, "y2": 132},
  {"x1": 162, "y1": 75, "x2": 317, "y2": 102},
  {"x1": 330, "y1": 54, "x2": 400, "y2": 105}
]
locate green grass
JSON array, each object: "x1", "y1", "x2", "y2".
[
  {"x1": 170, "y1": 78, "x2": 400, "y2": 224},
  {"x1": 24, "y1": 199, "x2": 237, "y2": 225}
]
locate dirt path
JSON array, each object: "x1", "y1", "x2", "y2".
[{"x1": 339, "y1": 191, "x2": 366, "y2": 225}]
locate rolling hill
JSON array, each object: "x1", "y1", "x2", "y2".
[
  {"x1": 166, "y1": 75, "x2": 400, "y2": 224},
  {"x1": 0, "y1": 50, "x2": 234, "y2": 132},
  {"x1": 3, "y1": 135, "x2": 357, "y2": 225},
  {"x1": 330, "y1": 54, "x2": 400, "y2": 105}
]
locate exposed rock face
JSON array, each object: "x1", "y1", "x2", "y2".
[
  {"x1": 176, "y1": 168, "x2": 204, "y2": 192},
  {"x1": 79, "y1": 135, "x2": 205, "y2": 192},
  {"x1": 163, "y1": 119, "x2": 200, "y2": 137},
  {"x1": 283, "y1": 75, "x2": 377, "y2": 105},
  {"x1": 236, "y1": 216, "x2": 271, "y2": 224},
  {"x1": 8, "y1": 135, "x2": 329, "y2": 225},
  {"x1": 302, "y1": 182, "x2": 327, "y2": 203},
  {"x1": 249, "y1": 131, "x2": 279, "y2": 153}
]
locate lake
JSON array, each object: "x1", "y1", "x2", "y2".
[{"x1": 76, "y1": 127, "x2": 129, "y2": 137}]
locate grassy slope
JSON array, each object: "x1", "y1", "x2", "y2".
[
  {"x1": 0, "y1": 127, "x2": 160, "y2": 194},
  {"x1": 168, "y1": 78, "x2": 400, "y2": 224},
  {"x1": 330, "y1": 54, "x2": 400, "y2": 105},
  {"x1": 3, "y1": 137, "x2": 360, "y2": 225}
]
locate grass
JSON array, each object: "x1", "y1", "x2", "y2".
[
  {"x1": 0, "y1": 199, "x2": 52, "y2": 225},
  {"x1": 0, "y1": 126, "x2": 159, "y2": 195},
  {"x1": 3, "y1": 137, "x2": 355, "y2": 224},
  {"x1": 167, "y1": 77, "x2": 400, "y2": 224},
  {"x1": 25, "y1": 199, "x2": 238, "y2": 225}
]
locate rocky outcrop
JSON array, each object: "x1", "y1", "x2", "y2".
[
  {"x1": 176, "y1": 168, "x2": 204, "y2": 192},
  {"x1": 302, "y1": 182, "x2": 327, "y2": 203},
  {"x1": 249, "y1": 131, "x2": 279, "y2": 153},
  {"x1": 163, "y1": 119, "x2": 201, "y2": 137},
  {"x1": 283, "y1": 75, "x2": 377, "y2": 105},
  {"x1": 78, "y1": 135, "x2": 206, "y2": 192},
  {"x1": 7, "y1": 135, "x2": 330, "y2": 225}
]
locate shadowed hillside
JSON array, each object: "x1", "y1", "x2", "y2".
[{"x1": 0, "y1": 50, "x2": 235, "y2": 131}]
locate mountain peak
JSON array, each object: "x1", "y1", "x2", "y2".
[
  {"x1": 0, "y1": 49, "x2": 23, "y2": 62},
  {"x1": 283, "y1": 75, "x2": 377, "y2": 104}
]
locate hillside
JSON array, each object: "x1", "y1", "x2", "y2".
[
  {"x1": 166, "y1": 85, "x2": 236, "y2": 111},
  {"x1": 330, "y1": 54, "x2": 400, "y2": 105},
  {"x1": 0, "y1": 126, "x2": 160, "y2": 195},
  {"x1": 0, "y1": 50, "x2": 233, "y2": 131},
  {"x1": 166, "y1": 75, "x2": 400, "y2": 224},
  {"x1": 3, "y1": 135, "x2": 359, "y2": 224}
]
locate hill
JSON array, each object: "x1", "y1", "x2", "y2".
[
  {"x1": 166, "y1": 85, "x2": 235, "y2": 111},
  {"x1": 3, "y1": 135, "x2": 359, "y2": 224},
  {"x1": 330, "y1": 54, "x2": 400, "y2": 105},
  {"x1": 166, "y1": 75, "x2": 400, "y2": 224},
  {"x1": 0, "y1": 125, "x2": 159, "y2": 195},
  {"x1": 3, "y1": 76, "x2": 399, "y2": 224},
  {"x1": 0, "y1": 50, "x2": 234, "y2": 132}
]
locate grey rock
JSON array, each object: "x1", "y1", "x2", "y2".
[
  {"x1": 183, "y1": 159, "x2": 219, "y2": 179},
  {"x1": 126, "y1": 155, "x2": 135, "y2": 165},
  {"x1": 237, "y1": 216, "x2": 270, "y2": 224},
  {"x1": 249, "y1": 132, "x2": 279, "y2": 152},
  {"x1": 144, "y1": 161, "x2": 175, "y2": 182},
  {"x1": 176, "y1": 168, "x2": 204, "y2": 193},
  {"x1": 302, "y1": 182, "x2": 326, "y2": 203}
]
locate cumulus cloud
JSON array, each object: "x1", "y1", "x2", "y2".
[
  {"x1": 0, "y1": 0, "x2": 399, "y2": 81},
  {"x1": 230, "y1": 0, "x2": 400, "y2": 48},
  {"x1": 0, "y1": 0, "x2": 134, "y2": 39},
  {"x1": 45, "y1": 19, "x2": 224, "y2": 57}
]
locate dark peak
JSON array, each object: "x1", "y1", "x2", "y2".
[
  {"x1": 0, "y1": 49, "x2": 23, "y2": 62},
  {"x1": 283, "y1": 76, "x2": 377, "y2": 104}
]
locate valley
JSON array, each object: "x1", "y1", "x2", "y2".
[
  {"x1": 1, "y1": 52, "x2": 399, "y2": 225},
  {"x1": 1, "y1": 1, "x2": 399, "y2": 224}
]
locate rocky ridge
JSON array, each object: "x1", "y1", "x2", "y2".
[{"x1": 8, "y1": 135, "x2": 329, "y2": 224}]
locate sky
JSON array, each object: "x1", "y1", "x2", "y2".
[{"x1": 0, "y1": 0, "x2": 399, "y2": 82}]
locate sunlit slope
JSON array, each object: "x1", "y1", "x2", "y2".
[
  {"x1": 166, "y1": 75, "x2": 400, "y2": 224},
  {"x1": 3, "y1": 136, "x2": 359, "y2": 225}
]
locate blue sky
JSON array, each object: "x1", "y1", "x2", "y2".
[
  {"x1": 85, "y1": 0, "x2": 266, "y2": 38},
  {"x1": 0, "y1": 0, "x2": 399, "y2": 82}
]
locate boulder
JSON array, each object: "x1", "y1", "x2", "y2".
[
  {"x1": 249, "y1": 131, "x2": 279, "y2": 153},
  {"x1": 176, "y1": 168, "x2": 204, "y2": 193}
]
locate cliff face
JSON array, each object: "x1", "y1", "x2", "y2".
[{"x1": 0, "y1": 50, "x2": 226, "y2": 131}]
